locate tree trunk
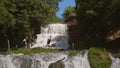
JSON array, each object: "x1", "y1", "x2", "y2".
[
  {"x1": 7, "y1": 39, "x2": 10, "y2": 50},
  {"x1": 5, "y1": 34, "x2": 10, "y2": 50}
]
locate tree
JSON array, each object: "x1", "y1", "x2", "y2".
[
  {"x1": 76, "y1": 0, "x2": 120, "y2": 47},
  {"x1": 0, "y1": 0, "x2": 62, "y2": 50},
  {"x1": 62, "y1": 6, "x2": 76, "y2": 20},
  {"x1": 0, "y1": 1, "x2": 15, "y2": 50}
]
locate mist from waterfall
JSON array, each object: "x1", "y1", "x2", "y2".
[{"x1": 31, "y1": 23, "x2": 69, "y2": 49}]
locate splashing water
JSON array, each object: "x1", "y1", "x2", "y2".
[
  {"x1": 0, "y1": 51, "x2": 91, "y2": 68},
  {"x1": 110, "y1": 54, "x2": 120, "y2": 68},
  {"x1": 0, "y1": 55, "x2": 16, "y2": 68},
  {"x1": 63, "y1": 50, "x2": 90, "y2": 68},
  {"x1": 1, "y1": 51, "x2": 120, "y2": 68}
]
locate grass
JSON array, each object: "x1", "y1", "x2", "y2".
[
  {"x1": 7, "y1": 48, "x2": 60, "y2": 55},
  {"x1": 69, "y1": 50, "x2": 78, "y2": 56},
  {"x1": 88, "y1": 47, "x2": 112, "y2": 68}
]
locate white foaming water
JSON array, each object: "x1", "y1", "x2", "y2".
[
  {"x1": 0, "y1": 55, "x2": 16, "y2": 68},
  {"x1": 63, "y1": 50, "x2": 90, "y2": 68},
  {"x1": 1, "y1": 51, "x2": 120, "y2": 68},
  {"x1": 41, "y1": 24, "x2": 68, "y2": 34},
  {"x1": 110, "y1": 54, "x2": 120, "y2": 68},
  {"x1": 0, "y1": 52, "x2": 67, "y2": 68},
  {"x1": 0, "y1": 51, "x2": 91, "y2": 68},
  {"x1": 31, "y1": 23, "x2": 69, "y2": 49}
]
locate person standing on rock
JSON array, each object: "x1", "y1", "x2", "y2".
[
  {"x1": 46, "y1": 36, "x2": 52, "y2": 47},
  {"x1": 23, "y1": 36, "x2": 29, "y2": 48}
]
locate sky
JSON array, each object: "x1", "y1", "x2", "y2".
[{"x1": 56, "y1": 0, "x2": 75, "y2": 18}]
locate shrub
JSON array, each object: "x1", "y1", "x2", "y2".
[{"x1": 88, "y1": 47, "x2": 112, "y2": 68}]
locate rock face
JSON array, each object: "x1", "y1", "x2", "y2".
[{"x1": 49, "y1": 60, "x2": 65, "y2": 68}]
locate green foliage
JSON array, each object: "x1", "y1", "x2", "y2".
[
  {"x1": 7, "y1": 48, "x2": 60, "y2": 55},
  {"x1": 0, "y1": 0, "x2": 62, "y2": 50},
  {"x1": 76, "y1": 0, "x2": 120, "y2": 47},
  {"x1": 69, "y1": 50, "x2": 78, "y2": 56},
  {"x1": 0, "y1": 1, "x2": 15, "y2": 33},
  {"x1": 88, "y1": 47, "x2": 112, "y2": 68},
  {"x1": 62, "y1": 6, "x2": 76, "y2": 20}
]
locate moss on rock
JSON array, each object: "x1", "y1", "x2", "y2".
[{"x1": 88, "y1": 47, "x2": 112, "y2": 68}]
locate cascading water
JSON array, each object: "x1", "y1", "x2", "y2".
[
  {"x1": 1, "y1": 23, "x2": 120, "y2": 68},
  {"x1": 63, "y1": 50, "x2": 90, "y2": 68},
  {"x1": 0, "y1": 50, "x2": 91, "y2": 68},
  {"x1": 0, "y1": 55, "x2": 16, "y2": 68},
  {"x1": 31, "y1": 23, "x2": 69, "y2": 49},
  {"x1": 0, "y1": 52, "x2": 67, "y2": 68},
  {"x1": 110, "y1": 54, "x2": 120, "y2": 68},
  {"x1": 1, "y1": 51, "x2": 120, "y2": 68}
]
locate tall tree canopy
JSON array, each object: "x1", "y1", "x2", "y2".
[
  {"x1": 76, "y1": 0, "x2": 120, "y2": 47},
  {"x1": 0, "y1": 0, "x2": 62, "y2": 50},
  {"x1": 62, "y1": 6, "x2": 76, "y2": 20}
]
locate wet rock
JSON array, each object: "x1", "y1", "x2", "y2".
[{"x1": 49, "y1": 60, "x2": 64, "y2": 68}]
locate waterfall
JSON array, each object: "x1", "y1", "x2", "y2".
[
  {"x1": 110, "y1": 54, "x2": 120, "y2": 68},
  {"x1": 62, "y1": 50, "x2": 90, "y2": 68},
  {"x1": 0, "y1": 55, "x2": 16, "y2": 68},
  {"x1": 31, "y1": 23, "x2": 69, "y2": 49},
  {"x1": 0, "y1": 50, "x2": 91, "y2": 68},
  {"x1": 1, "y1": 51, "x2": 120, "y2": 68}
]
